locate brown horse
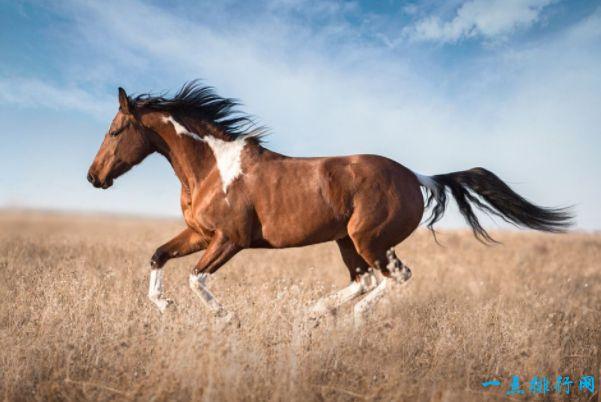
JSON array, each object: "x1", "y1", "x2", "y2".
[{"x1": 87, "y1": 82, "x2": 572, "y2": 319}]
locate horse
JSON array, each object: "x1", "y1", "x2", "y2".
[{"x1": 87, "y1": 81, "x2": 572, "y2": 319}]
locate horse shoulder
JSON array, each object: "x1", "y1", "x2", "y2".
[{"x1": 186, "y1": 173, "x2": 255, "y2": 246}]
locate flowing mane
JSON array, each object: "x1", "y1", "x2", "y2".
[{"x1": 130, "y1": 80, "x2": 266, "y2": 141}]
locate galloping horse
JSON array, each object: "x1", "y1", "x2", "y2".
[{"x1": 87, "y1": 82, "x2": 572, "y2": 318}]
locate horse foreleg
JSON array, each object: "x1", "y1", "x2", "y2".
[
  {"x1": 148, "y1": 227, "x2": 209, "y2": 313},
  {"x1": 148, "y1": 268, "x2": 172, "y2": 312},
  {"x1": 188, "y1": 231, "x2": 240, "y2": 318},
  {"x1": 188, "y1": 273, "x2": 225, "y2": 315},
  {"x1": 308, "y1": 271, "x2": 378, "y2": 318},
  {"x1": 150, "y1": 227, "x2": 209, "y2": 268}
]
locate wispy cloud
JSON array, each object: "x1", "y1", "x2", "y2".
[
  {"x1": 405, "y1": 0, "x2": 554, "y2": 43},
  {"x1": 0, "y1": 76, "x2": 113, "y2": 118}
]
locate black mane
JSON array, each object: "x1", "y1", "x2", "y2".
[{"x1": 130, "y1": 80, "x2": 265, "y2": 140}]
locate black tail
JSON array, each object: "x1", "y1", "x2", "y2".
[{"x1": 420, "y1": 167, "x2": 573, "y2": 243}]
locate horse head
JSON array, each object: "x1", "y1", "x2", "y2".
[{"x1": 87, "y1": 88, "x2": 153, "y2": 189}]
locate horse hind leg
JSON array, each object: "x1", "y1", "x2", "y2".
[
  {"x1": 307, "y1": 277, "x2": 373, "y2": 319},
  {"x1": 307, "y1": 237, "x2": 378, "y2": 318},
  {"x1": 385, "y1": 248, "x2": 412, "y2": 283},
  {"x1": 351, "y1": 244, "x2": 412, "y2": 324}
]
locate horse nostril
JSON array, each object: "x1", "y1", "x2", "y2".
[{"x1": 87, "y1": 173, "x2": 97, "y2": 185}]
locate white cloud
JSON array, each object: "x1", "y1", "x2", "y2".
[
  {"x1": 0, "y1": 76, "x2": 113, "y2": 118},
  {"x1": 406, "y1": 0, "x2": 554, "y2": 43}
]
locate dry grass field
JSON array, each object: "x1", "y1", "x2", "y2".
[{"x1": 1, "y1": 211, "x2": 600, "y2": 401}]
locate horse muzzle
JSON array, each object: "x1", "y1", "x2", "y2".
[{"x1": 87, "y1": 172, "x2": 113, "y2": 189}]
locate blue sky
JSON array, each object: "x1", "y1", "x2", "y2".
[{"x1": 1, "y1": 0, "x2": 600, "y2": 230}]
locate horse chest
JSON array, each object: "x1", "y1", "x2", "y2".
[{"x1": 186, "y1": 186, "x2": 252, "y2": 240}]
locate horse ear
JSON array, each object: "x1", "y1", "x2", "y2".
[{"x1": 118, "y1": 87, "x2": 133, "y2": 114}]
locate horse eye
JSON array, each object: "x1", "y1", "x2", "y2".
[{"x1": 109, "y1": 123, "x2": 130, "y2": 137}]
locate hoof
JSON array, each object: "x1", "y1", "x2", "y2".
[
  {"x1": 306, "y1": 301, "x2": 333, "y2": 321},
  {"x1": 150, "y1": 296, "x2": 174, "y2": 313},
  {"x1": 307, "y1": 302, "x2": 324, "y2": 316},
  {"x1": 305, "y1": 308, "x2": 328, "y2": 329},
  {"x1": 216, "y1": 310, "x2": 241, "y2": 329}
]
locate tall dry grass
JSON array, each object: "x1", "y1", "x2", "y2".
[{"x1": 1, "y1": 211, "x2": 600, "y2": 401}]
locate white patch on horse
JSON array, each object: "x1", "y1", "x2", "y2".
[
  {"x1": 413, "y1": 171, "x2": 440, "y2": 199},
  {"x1": 162, "y1": 115, "x2": 203, "y2": 142},
  {"x1": 148, "y1": 268, "x2": 171, "y2": 312},
  {"x1": 414, "y1": 172, "x2": 435, "y2": 190},
  {"x1": 162, "y1": 115, "x2": 247, "y2": 194},
  {"x1": 353, "y1": 277, "x2": 388, "y2": 325},
  {"x1": 202, "y1": 135, "x2": 247, "y2": 194}
]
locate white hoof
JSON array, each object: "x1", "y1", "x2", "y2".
[
  {"x1": 217, "y1": 310, "x2": 241, "y2": 328},
  {"x1": 149, "y1": 294, "x2": 173, "y2": 313},
  {"x1": 307, "y1": 300, "x2": 331, "y2": 319}
]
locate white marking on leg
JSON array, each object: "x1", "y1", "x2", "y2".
[
  {"x1": 162, "y1": 115, "x2": 249, "y2": 193},
  {"x1": 353, "y1": 259, "x2": 412, "y2": 327},
  {"x1": 308, "y1": 271, "x2": 378, "y2": 318},
  {"x1": 148, "y1": 269, "x2": 171, "y2": 313},
  {"x1": 386, "y1": 248, "x2": 412, "y2": 284},
  {"x1": 308, "y1": 282, "x2": 362, "y2": 317},
  {"x1": 189, "y1": 273, "x2": 227, "y2": 317},
  {"x1": 354, "y1": 277, "x2": 388, "y2": 325},
  {"x1": 360, "y1": 268, "x2": 380, "y2": 289}
]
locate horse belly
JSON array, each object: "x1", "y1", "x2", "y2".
[
  {"x1": 256, "y1": 194, "x2": 348, "y2": 248},
  {"x1": 260, "y1": 219, "x2": 346, "y2": 248}
]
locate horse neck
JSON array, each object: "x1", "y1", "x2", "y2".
[
  {"x1": 142, "y1": 113, "x2": 268, "y2": 192},
  {"x1": 143, "y1": 114, "x2": 217, "y2": 190}
]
